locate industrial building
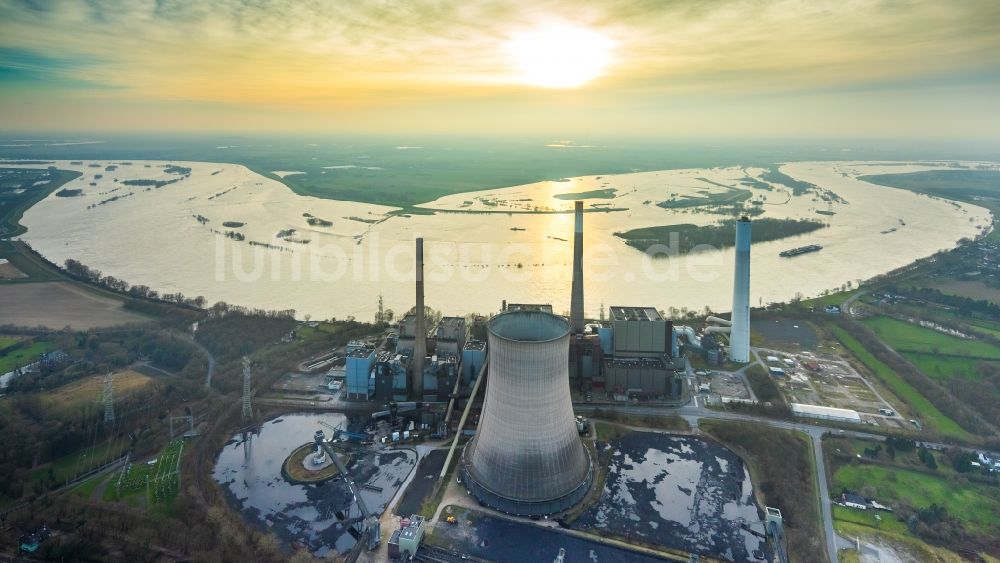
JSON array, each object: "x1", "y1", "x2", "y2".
[
  {"x1": 461, "y1": 310, "x2": 593, "y2": 516},
  {"x1": 345, "y1": 346, "x2": 377, "y2": 399},
  {"x1": 609, "y1": 306, "x2": 673, "y2": 357},
  {"x1": 597, "y1": 306, "x2": 684, "y2": 400},
  {"x1": 790, "y1": 403, "x2": 862, "y2": 424},
  {"x1": 435, "y1": 316, "x2": 467, "y2": 355},
  {"x1": 461, "y1": 339, "x2": 486, "y2": 383}
]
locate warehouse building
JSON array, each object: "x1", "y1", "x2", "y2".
[{"x1": 790, "y1": 403, "x2": 862, "y2": 424}]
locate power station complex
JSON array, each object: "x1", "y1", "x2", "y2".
[{"x1": 341, "y1": 205, "x2": 754, "y2": 516}]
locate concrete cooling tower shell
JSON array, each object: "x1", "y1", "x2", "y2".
[{"x1": 461, "y1": 310, "x2": 593, "y2": 516}]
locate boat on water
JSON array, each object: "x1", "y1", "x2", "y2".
[{"x1": 779, "y1": 244, "x2": 823, "y2": 258}]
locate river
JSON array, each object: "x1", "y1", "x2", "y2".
[{"x1": 12, "y1": 159, "x2": 992, "y2": 320}]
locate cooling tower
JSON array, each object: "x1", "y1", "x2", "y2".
[
  {"x1": 730, "y1": 217, "x2": 752, "y2": 363},
  {"x1": 412, "y1": 237, "x2": 426, "y2": 397},
  {"x1": 570, "y1": 201, "x2": 585, "y2": 334},
  {"x1": 461, "y1": 310, "x2": 593, "y2": 516}
]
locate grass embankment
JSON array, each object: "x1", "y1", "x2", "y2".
[
  {"x1": 800, "y1": 287, "x2": 862, "y2": 309},
  {"x1": 862, "y1": 315, "x2": 1000, "y2": 382},
  {"x1": 700, "y1": 420, "x2": 824, "y2": 561},
  {"x1": 827, "y1": 324, "x2": 969, "y2": 440},
  {"x1": 615, "y1": 218, "x2": 824, "y2": 254}
]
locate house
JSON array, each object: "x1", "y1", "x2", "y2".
[{"x1": 842, "y1": 492, "x2": 868, "y2": 510}]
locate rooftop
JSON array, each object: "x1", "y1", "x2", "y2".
[
  {"x1": 347, "y1": 347, "x2": 376, "y2": 359},
  {"x1": 610, "y1": 306, "x2": 663, "y2": 322},
  {"x1": 504, "y1": 303, "x2": 553, "y2": 313},
  {"x1": 463, "y1": 339, "x2": 486, "y2": 352},
  {"x1": 791, "y1": 403, "x2": 862, "y2": 423}
]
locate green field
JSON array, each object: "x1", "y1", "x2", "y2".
[
  {"x1": 832, "y1": 505, "x2": 908, "y2": 535},
  {"x1": 833, "y1": 464, "x2": 1000, "y2": 537},
  {"x1": 0, "y1": 340, "x2": 53, "y2": 373},
  {"x1": 828, "y1": 325, "x2": 968, "y2": 439},
  {"x1": 861, "y1": 316, "x2": 1000, "y2": 381},
  {"x1": 0, "y1": 337, "x2": 20, "y2": 350}
]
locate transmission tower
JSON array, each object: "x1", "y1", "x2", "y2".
[
  {"x1": 241, "y1": 356, "x2": 253, "y2": 422},
  {"x1": 102, "y1": 372, "x2": 115, "y2": 423},
  {"x1": 377, "y1": 294, "x2": 384, "y2": 324}
]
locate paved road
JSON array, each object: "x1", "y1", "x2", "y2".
[{"x1": 184, "y1": 334, "x2": 215, "y2": 388}]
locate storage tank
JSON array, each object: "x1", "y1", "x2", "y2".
[{"x1": 461, "y1": 310, "x2": 593, "y2": 516}]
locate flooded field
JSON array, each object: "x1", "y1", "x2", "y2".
[
  {"x1": 11, "y1": 159, "x2": 991, "y2": 320},
  {"x1": 573, "y1": 432, "x2": 770, "y2": 562},
  {"x1": 212, "y1": 413, "x2": 416, "y2": 557}
]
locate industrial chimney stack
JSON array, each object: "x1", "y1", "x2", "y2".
[
  {"x1": 413, "y1": 237, "x2": 426, "y2": 398},
  {"x1": 730, "y1": 217, "x2": 752, "y2": 363},
  {"x1": 570, "y1": 201, "x2": 584, "y2": 333}
]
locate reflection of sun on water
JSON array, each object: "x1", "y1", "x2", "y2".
[{"x1": 506, "y1": 24, "x2": 615, "y2": 88}]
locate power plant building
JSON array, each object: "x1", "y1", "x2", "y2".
[
  {"x1": 435, "y1": 316, "x2": 467, "y2": 356},
  {"x1": 461, "y1": 310, "x2": 593, "y2": 516},
  {"x1": 461, "y1": 339, "x2": 486, "y2": 383},
  {"x1": 345, "y1": 347, "x2": 377, "y2": 399},
  {"x1": 601, "y1": 306, "x2": 683, "y2": 399},
  {"x1": 609, "y1": 306, "x2": 672, "y2": 357}
]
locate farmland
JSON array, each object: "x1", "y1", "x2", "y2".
[
  {"x1": 827, "y1": 324, "x2": 969, "y2": 440},
  {"x1": 861, "y1": 315, "x2": 1000, "y2": 382},
  {"x1": 39, "y1": 370, "x2": 153, "y2": 417},
  {"x1": 0, "y1": 281, "x2": 149, "y2": 330}
]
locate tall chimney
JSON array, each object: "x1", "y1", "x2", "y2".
[
  {"x1": 570, "y1": 201, "x2": 584, "y2": 333},
  {"x1": 412, "y1": 237, "x2": 426, "y2": 398},
  {"x1": 730, "y1": 217, "x2": 752, "y2": 363}
]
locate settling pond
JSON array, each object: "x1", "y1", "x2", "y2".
[
  {"x1": 212, "y1": 412, "x2": 416, "y2": 557},
  {"x1": 572, "y1": 431, "x2": 771, "y2": 562}
]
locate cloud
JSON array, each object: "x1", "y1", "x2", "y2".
[{"x1": 1, "y1": 0, "x2": 998, "y2": 135}]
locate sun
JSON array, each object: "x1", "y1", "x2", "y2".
[{"x1": 506, "y1": 25, "x2": 614, "y2": 89}]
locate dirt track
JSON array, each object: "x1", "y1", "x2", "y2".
[{"x1": 0, "y1": 282, "x2": 149, "y2": 329}]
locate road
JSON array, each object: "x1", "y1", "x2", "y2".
[{"x1": 182, "y1": 333, "x2": 215, "y2": 388}]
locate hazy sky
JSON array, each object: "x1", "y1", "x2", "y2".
[{"x1": 1, "y1": 0, "x2": 999, "y2": 138}]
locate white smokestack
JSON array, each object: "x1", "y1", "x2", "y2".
[
  {"x1": 570, "y1": 201, "x2": 584, "y2": 333},
  {"x1": 730, "y1": 217, "x2": 751, "y2": 363}
]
